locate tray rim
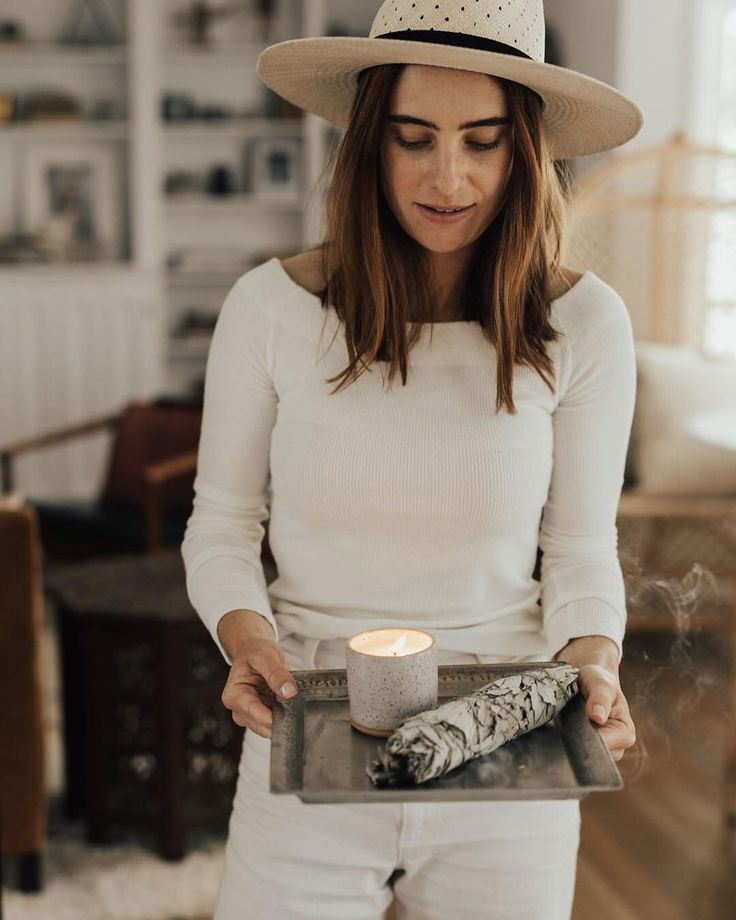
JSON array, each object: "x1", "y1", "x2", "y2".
[{"x1": 270, "y1": 661, "x2": 623, "y2": 803}]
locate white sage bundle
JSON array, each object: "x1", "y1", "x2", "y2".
[{"x1": 366, "y1": 665, "x2": 579, "y2": 786}]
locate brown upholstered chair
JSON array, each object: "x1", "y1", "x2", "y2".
[
  {"x1": 0, "y1": 497, "x2": 46, "y2": 890},
  {"x1": 0, "y1": 396, "x2": 204, "y2": 564}
]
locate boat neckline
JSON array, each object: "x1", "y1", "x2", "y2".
[{"x1": 267, "y1": 256, "x2": 593, "y2": 327}]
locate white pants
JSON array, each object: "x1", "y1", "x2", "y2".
[{"x1": 214, "y1": 633, "x2": 581, "y2": 920}]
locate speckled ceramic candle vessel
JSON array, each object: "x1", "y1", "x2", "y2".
[{"x1": 345, "y1": 628, "x2": 438, "y2": 737}]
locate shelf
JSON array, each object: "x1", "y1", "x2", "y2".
[
  {"x1": 0, "y1": 260, "x2": 154, "y2": 280},
  {"x1": 0, "y1": 41, "x2": 127, "y2": 64},
  {"x1": 161, "y1": 117, "x2": 304, "y2": 139},
  {"x1": 162, "y1": 41, "x2": 271, "y2": 62},
  {"x1": 164, "y1": 192, "x2": 306, "y2": 214},
  {"x1": 0, "y1": 0, "x2": 339, "y2": 407},
  {"x1": 0, "y1": 120, "x2": 130, "y2": 141}
]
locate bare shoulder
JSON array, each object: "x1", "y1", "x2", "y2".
[
  {"x1": 278, "y1": 248, "x2": 327, "y2": 296},
  {"x1": 549, "y1": 265, "x2": 584, "y2": 300}
]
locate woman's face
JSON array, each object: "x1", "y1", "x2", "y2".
[{"x1": 380, "y1": 65, "x2": 514, "y2": 256}]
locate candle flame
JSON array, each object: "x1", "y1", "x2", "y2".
[{"x1": 387, "y1": 635, "x2": 407, "y2": 656}]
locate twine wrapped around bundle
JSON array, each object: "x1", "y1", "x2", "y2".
[{"x1": 366, "y1": 665, "x2": 579, "y2": 786}]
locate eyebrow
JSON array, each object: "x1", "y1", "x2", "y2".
[{"x1": 387, "y1": 114, "x2": 512, "y2": 130}]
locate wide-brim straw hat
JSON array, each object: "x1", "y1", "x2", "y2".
[{"x1": 256, "y1": 0, "x2": 644, "y2": 161}]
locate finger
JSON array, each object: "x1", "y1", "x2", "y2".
[
  {"x1": 250, "y1": 645, "x2": 299, "y2": 700},
  {"x1": 581, "y1": 668, "x2": 623, "y2": 725},
  {"x1": 598, "y1": 722, "x2": 636, "y2": 752},
  {"x1": 225, "y1": 685, "x2": 274, "y2": 727},
  {"x1": 242, "y1": 703, "x2": 273, "y2": 739},
  {"x1": 232, "y1": 704, "x2": 272, "y2": 737}
]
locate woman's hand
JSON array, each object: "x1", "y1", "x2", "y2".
[
  {"x1": 554, "y1": 635, "x2": 636, "y2": 763},
  {"x1": 220, "y1": 637, "x2": 299, "y2": 740}
]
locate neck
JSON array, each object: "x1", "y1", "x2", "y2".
[{"x1": 425, "y1": 247, "x2": 474, "y2": 322}]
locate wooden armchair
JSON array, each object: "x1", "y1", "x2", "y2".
[{"x1": 0, "y1": 397, "x2": 203, "y2": 563}]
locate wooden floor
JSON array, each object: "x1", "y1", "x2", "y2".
[{"x1": 386, "y1": 631, "x2": 736, "y2": 920}]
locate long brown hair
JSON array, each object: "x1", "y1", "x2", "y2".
[{"x1": 309, "y1": 63, "x2": 574, "y2": 415}]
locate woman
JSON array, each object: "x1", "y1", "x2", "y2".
[{"x1": 181, "y1": 2, "x2": 642, "y2": 917}]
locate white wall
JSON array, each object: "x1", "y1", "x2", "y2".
[
  {"x1": 545, "y1": 0, "x2": 702, "y2": 176},
  {"x1": 615, "y1": 0, "x2": 692, "y2": 149},
  {"x1": 545, "y1": 0, "x2": 619, "y2": 86}
]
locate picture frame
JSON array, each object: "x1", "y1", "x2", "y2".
[
  {"x1": 245, "y1": 136, "x2": 303, "y2": 199},
  {"x1": 22, "y1": 143, "x2": 123, "y2": 261}
]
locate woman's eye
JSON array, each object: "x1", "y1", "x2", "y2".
[
  {"x1": 468, "y1": 140, "x2": 502, "y2": 151},
  {"x1": 395, "y1": 137, "x2": 426, "y2": 149},
  {"x1": 394, "y1": 136, "x2": 501, "y2": 152}
]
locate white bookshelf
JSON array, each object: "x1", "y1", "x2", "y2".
[
  {"x1": 0, "y1": 0, "x2": 385, "y2": 499},
  {"x1": 0, "y1": 0, "x2": 385, "y2": 404}
]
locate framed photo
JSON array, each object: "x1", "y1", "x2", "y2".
[
  {"x1": 246, "y1": 136, "x2": 303, "y2": 199},
  {"x1": 22, "y1": 143, "x2": 122, "y2": 261}
]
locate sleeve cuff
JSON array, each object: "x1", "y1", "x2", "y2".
[
  {"x1": 544, "y1": 599, "x2": 626, "y2": 664},
  {"x1": 195, "y1": 590, "x2": 279, "y2": 666}
]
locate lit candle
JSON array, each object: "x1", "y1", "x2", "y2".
[{"x1": 345, "y1": 628, "x2": 438, "y2": 737}]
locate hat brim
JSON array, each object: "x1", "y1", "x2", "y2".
[{"x1": 257, "y1": 36, "x2": 644, "y2": 160}]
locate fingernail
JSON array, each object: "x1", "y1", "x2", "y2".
[
  {"x1": 280, "y1": 682, "x2": 297, "y2": 698},
  {"x1": 592, "y1": 704, "x2": 606, "y2": 721}
]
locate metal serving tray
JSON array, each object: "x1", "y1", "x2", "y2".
[{"x1": 270, "y1": 662, "x2": 622, "y2": 803}]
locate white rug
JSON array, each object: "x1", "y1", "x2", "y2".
[{"x1": 3, "y1": 815, "x2": 224, "y2": 920}]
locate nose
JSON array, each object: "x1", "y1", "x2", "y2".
[{"x1": 430, "y1": 144, "x2": 465, "y2": 196}]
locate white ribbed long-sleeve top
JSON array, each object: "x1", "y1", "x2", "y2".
[{"x1": 181, "y1": 257, "x2": 636, "y2": 666}]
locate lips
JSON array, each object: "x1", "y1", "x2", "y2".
[
  {"x1": 421, "y1": 204, "x2": 472, "y2": 212},
  {"x1": 417, "y1": 203, "x2": 475, "y2": 223}
]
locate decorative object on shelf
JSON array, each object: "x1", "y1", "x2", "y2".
[
  {"x1": 22, "y1": 143, "x2": 122, "y2": 262},
  {"x1": 0, "y1": 232, "x2": 55, "y2": 265},
  {"x1": 161, "y1": 92, "x2": 199, "y2": 122},
  {"x1": 174, "y1": 1, "x2": 248, "y2": 49},
  {"x1": 59, "y1": 0, "x2": 123, "y2": 46},
  {"x1": 161, "y1": 92, "x2": 235, "y2": 123},
  {"x1": 245, "y1": 135, "x2": 302, "y2": 198},
  {"x1": 0, "y1": 91, "x2": 14, "y2": 125},
  {"x1": 205, "y1": 164, "x2": 237, "y2": 196},
  {"x1": 198, "y1": 102, "x2": 235, "y2": 122},
  {"x1": 4, "y1": 91, "x2": 125, "y2": 126},
  {"x1": 164, "y1": 170, "x2": 205, "y2": 196},
  {"x1": 13, "y1": 90, "x2": 83, "y2": 123}
]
